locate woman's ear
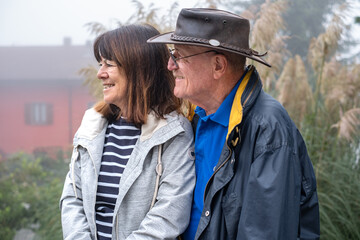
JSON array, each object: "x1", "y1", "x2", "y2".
[{"x1": 213, "y1": 54, "x2": 227, "y2": 79}]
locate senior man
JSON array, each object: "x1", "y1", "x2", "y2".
[{"x1": 148, "y1": 8, "x2": 320, "y2": 240}]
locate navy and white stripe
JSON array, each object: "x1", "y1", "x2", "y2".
[{"x1": 95, "y1": 117, "x2": 140, "y2": 240}]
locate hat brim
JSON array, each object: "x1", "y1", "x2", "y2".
[{"x1": 147, "y1": 32, "x2": 271, "y2": 67}]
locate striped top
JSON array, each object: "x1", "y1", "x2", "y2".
[{"x1": 95, "y1": 117, "x2": 141, "y2": 240}]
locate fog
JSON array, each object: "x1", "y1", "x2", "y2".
[
  {"x1": 0, "y1": 0, "x2": 360, "y2": 158},
  {"x1": 0, "y1": 0, "x2": 198, "y2": 159},
  {"x1": 0, "y1": 0, "x2": 198, "y2": 46}
]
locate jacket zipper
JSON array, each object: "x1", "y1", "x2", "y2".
[
  {"x1": 203, "y1": 75, "x2": 258, "y2": 203},
  {"x1": 71, "y1": 145, "x2": 99, "y2": 240},
  {"x1": 86, "y1": 147, "x2": 99, "y2": 240},
  {"x1": 203, "y1": 144, "x2": 232, "y2": 203},
  {"x1": 116, "y1": 215, "x2": 119, "y2": 240}
]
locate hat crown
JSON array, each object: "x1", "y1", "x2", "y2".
[
  {"x1": 146, "y1": 8, "x2": 271, "y2": 67},
  {"x1": 174, "y1": 8, "x2": 250, "y2": 50}
]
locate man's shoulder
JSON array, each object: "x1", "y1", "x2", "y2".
[
  {"x1": 249, "y1": 91, "x2": 290, "y2": 123},
  {"x1": 245, "y1": 91, "x2": 298, "y2": 140}
]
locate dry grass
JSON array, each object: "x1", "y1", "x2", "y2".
[
  {"x1": 126, "y1": 0, "x2": 176, "y2": 33},
  {"x1": 319, "y1": 59, "x2": 360, "y2": 141},
  {"x1": 332, "y1": 108, "x2": 360, "y2": 141},
  {"x1": 323, "y1": 61, "x2": 360, "y2": 109},
  {"x1": 308, "y1": 12, "x2": 344, "y2": 73},
  {"x1": 126, "y1": 0, "x2": 224, "y2": 33},
  {"x1": 84, "y1": 22, "x2": 108, "y2": 37},
  {"x1": 250, "y1": 0, "x2": 286, "y2": 52},
  {"x1": 248, "y1": 0, "x2": 289, "y2": 91},
  {"x1": 79, "y1": 65, "x2": 103, "y2": 100},
  {"x1": 276, "y1": 55, "x2": 313, "y2": 128}
]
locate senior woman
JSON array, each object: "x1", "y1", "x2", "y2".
[{"x1": 60, "y1": 24, "x2": 195, "y2": 240}]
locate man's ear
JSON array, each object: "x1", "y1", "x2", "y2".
[{"x1": 213, "y1": 54, "x2": 227, "y2": 79}]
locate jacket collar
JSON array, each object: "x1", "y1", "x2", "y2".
[
  {"x1": 140, "y1": 112, "x2": 168, "y2": 141},
  {"x1": 227, "y1": 65, "x2": 262, "y2": 139},
  {"x1": 188, "y1": 65, "x2": 263, "y2": 141},
  {"x1": 76, "y1": 108, "x2": 175, "y2": 143},
  {"x1": 76, "y1": 108, "x2": 107, "y2": 141}
]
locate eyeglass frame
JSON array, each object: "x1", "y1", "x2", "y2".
[{"x1": 168, "y1": 48, "x2": 219, "y2": 67}]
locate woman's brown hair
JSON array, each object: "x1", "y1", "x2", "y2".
[{"x1": 93, "y1": 24, "x2": 181, "y2": 125}]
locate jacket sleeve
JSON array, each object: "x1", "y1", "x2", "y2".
[
  {"x1": 59, "y1": 147, "x2": 93, "y2": 240},
  {"x1": 237, "y1": 139, "x2": 319, "y2": 240},
  {"x1": 297, "y1": 134, "x2": 320, "y2": 240},
  {"x1": 126, "y1": 122, "x2": 196, "y2": 240}
]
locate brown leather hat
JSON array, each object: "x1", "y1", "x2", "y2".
[{"x1": 147, "y1": 8, "x2": 271, "y2": 67}]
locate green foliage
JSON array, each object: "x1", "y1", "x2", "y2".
[
  {"x1": 0, "y1": 152, "x2": 68, "y2": 240},
  {"x1": 315, "y1": 142, "x2": 360, "y2": 239},
  {"x1": 34, "y1": 178, "x2": 64, "y2": 240},
  {"x1": 302, "y1": 100, "x2": 360, "y2": 239},
  {"x1": 0, "y1": 153, "x2": 44, "y2": 239}
]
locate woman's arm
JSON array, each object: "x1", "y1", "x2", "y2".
[{"x1": 60, "y1": 148, "x2": 93, "y2": 240}]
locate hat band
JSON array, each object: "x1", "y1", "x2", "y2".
[{"x1": 170, "y1": 34, "x2": 267, "y2": 57}]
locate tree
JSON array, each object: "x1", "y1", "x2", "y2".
[{"x1": 224, "y1": 0, "x2": 349, "y2": 59}]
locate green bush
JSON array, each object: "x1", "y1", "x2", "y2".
[{"x1": 0, "y1": 152, "x2": 68, "y2": 240}]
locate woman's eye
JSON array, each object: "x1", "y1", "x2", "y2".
[
  {"x1": 99, "y1": 59, "x2": 118, "y2": 68},
  {"x1": 105, "y1": 61, "x2": 115, "y2": 67}
]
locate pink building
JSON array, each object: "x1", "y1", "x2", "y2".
[{"x1": 0, "y1": 39, "x2": 97, "y2": 159}]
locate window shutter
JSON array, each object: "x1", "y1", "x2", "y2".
[
  {"x1": 47, "y1": 104, "x2": 53, "y2": 125},
  {"x1": 25, "y1": 103, "x2": 32, "y2": 124}
]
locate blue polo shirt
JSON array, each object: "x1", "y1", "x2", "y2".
[{"x1": 183, "y1": 78, "x2": 242, "y2": 240}]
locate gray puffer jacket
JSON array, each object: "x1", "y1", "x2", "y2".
[{"x1": 60, "y1": 108, "x2": 195, "y2": 240}]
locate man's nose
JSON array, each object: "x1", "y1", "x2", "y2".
[{"x1": 167, "y1": 57, "x2": 179, "y2": 70}]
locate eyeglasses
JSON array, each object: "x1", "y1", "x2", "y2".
[{"x1": 169, "y1": 48, "x2": 218, "y2": 67}]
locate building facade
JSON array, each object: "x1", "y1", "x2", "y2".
[{"x1": 0, "y1": 40, "x2": 97, "y2": 159}]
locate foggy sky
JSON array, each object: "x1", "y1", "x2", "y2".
[
  {"x1": 0, "y1": 0, "x2": 198, "y2": 46},
  {"x1": 1, "y1": 0, "x2": 360, "y2": 47}
]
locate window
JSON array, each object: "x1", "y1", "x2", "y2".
[{"x1": 25, "y1": 103, "x2": 53, "y2": 125}]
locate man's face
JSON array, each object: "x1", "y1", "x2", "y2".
[{"x1": 167, "y1": 45, "x2": 217, "y2": 104}]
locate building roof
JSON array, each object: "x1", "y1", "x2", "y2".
[{"x1": 0, "y1": 40, "x2": 96, "y2": 82}]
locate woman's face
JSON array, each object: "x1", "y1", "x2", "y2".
[{"x1": 97, "y1": 57, "x2": 128, "y2": 111}]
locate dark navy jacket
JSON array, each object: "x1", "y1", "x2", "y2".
[{"x1": 192, "y1": 66, "x2": 320, "y2": 240}]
